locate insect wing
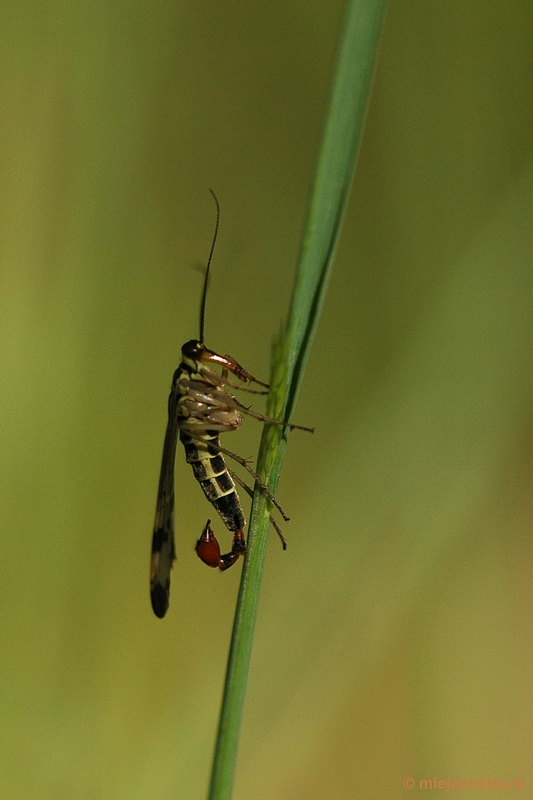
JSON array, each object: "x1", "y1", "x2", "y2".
[{"x1": 150, "y1": 373, "x2": 180, "y2": 617}]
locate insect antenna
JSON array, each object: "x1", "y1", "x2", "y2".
[{"x1": 199, "y1": 189, "x2": 220, "y2": 345}]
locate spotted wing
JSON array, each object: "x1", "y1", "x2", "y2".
[{"x1": 150, "y1": 371, "x2": 180, "y2": 618}]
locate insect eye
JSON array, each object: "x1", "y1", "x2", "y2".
[{"x1": 182, "y1": 339, "x2": 203, "y2": 360}]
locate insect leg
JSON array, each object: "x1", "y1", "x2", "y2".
[
  {"x1": 227, "y1": 398, "x2": 315, "y2": 433},
  {"x1": 184, "y1": 431, "x2": 288, "y2": 520},
  {"x1": 197, "y1": 376, "x2": 313, "y2": 431},
  {"x1": 203, "y1": 437, "x2": 290, "y2": 522},
  {"x1": 229, "y1": 468, "x2": 287, "y2": 549},
  {"x1": 221, "y1": 377, "x2": 269, "y2": 395}
]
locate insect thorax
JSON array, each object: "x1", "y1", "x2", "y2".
[{"x1": 175, "y1": 353, "x2": 243, "y2": 434}]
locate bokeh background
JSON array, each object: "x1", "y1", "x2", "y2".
[{"x1": 1, "y1": 1, "x2": 533, "y2": 798}]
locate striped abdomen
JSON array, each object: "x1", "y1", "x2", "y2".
[{"x1": 180, "y1": 430, "x2": 245, "y2": 532}]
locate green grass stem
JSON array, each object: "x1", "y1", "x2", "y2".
[{"x1": 207, "y1": 3, "x2": 387, "y2": 798}]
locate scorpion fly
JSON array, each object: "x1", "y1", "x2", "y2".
[{"x1": 150, "y1": 191, "x2": 313, "y2": 618}]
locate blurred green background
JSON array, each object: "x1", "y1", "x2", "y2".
[{"x1": 1, "y1": 1, "x2": 533, "y2": 798}]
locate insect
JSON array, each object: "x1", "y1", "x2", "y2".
[{"x1": 150, "y1": 191, "x2": 313, "y2": 618}]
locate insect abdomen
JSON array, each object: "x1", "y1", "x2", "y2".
[{"x1": 181, "y1": 432, "x2": 245, "y2": 532}]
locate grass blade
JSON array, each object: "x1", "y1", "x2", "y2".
[{"x1": 207, "y1": 2, "x2": 387, "y2": 798}]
